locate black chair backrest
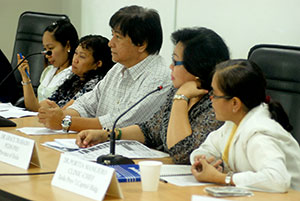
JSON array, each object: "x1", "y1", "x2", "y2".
[
  {"x1": 248, "y1": 44, "x2": 300, "y2": 144},
  {"x1": 11, "y1": 11, "x2": 69, "y2": 103}
]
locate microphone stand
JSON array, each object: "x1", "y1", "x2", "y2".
[
  {"x1": 0, "y1": 51, "x2": 49, "y2": 87},
  {"x1": 97, "y1": 86, "x2": 163, "y2": 165}
]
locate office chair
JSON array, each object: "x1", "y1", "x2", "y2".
[
  {"x1": 10, "y1": 11, "x2": 69, "y2": 106},
  {"x1": 248, "y1": 44, "x2": 300, "y2": 144}
]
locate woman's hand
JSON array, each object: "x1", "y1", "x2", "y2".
[
  {"x1": 191, "y1": 158, "x2": 224, "y2": 183},
  {"x1": 194, "y1": 155, "x2": 223, "y2": 172},
  {"x1": 176, "y1": 81, "x2": 208, "y2": 99},
  {"x1": 17, "y1": 53, "x2": 30, "y2": 80},
  {"x1": 76, "y1": 129, "x2": 108, "y2": 148}
]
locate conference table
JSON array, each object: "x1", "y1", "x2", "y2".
[{"x1": 0, "y1": 116, "x2": 299, "y2": 201}]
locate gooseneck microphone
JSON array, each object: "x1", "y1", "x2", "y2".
[
  {"x1": 97, "y1": 85, "x2": 163, "y2": 165},
  {"x1": 0, "y1": 50, "x2": 52, "y2": 87}
]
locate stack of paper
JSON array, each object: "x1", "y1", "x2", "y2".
[
  {"x1": 42, "y1": 139, "x2": 169, "y2": 159},
  {"x1": 18, "y1": 127, "x2": 77, "y2": 135},
  {"x1": 0, "y1": 103, "x2": 37, "y2": 118},
  {"x1": 42, "y1": 139, "x2": 80, "y2": 152},
  {"x1": 66, "y1": 140, "x2": 169, "y2": 161}
]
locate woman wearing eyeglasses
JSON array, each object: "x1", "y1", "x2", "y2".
[
  {"x1": 190, "y1": 59, "x2": 300, "y2": 192},
  {"x1": 76, "y1": 27, "x2": 229, "y2": 164}
]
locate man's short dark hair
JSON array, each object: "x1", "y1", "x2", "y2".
[{"x1": 109, "y1": 5, "x2": 163, "y2": 55}]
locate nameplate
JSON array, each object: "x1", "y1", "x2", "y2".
[
  {"x1": 0, "y1": 131, "x2": 41, "y2": 169},
  {"x1": 52, "y1": 154, "x2": 123, "y2": 201}
]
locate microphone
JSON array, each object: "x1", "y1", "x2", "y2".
[
  {"x1": 0, "y1": 50, "x2": 52, "y2": 87},
  {"x1": 97, "y1": 85, "x2": 163, "y2": 165},
  {"x1": 40, "y1": 50, "x2": 52, "y2": 56}
]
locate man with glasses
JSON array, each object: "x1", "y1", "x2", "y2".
[{"x1": 38, "y1": 5, "x2": 171, "y2": 131}]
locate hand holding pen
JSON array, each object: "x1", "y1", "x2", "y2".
[
  {"x1": 17, "y1": 53, "x2": 31, "y2": 85},
  {"x1": 17, "y1": 53, "x2": 30, "y2": 77}
]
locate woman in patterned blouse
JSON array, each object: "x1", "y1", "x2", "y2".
[
  {"x1": 76, "y1": 27, "x2": 230, "y2": 164},
  {"x1": 42, "y1": 35, "x2": 114, "y2": 108}
]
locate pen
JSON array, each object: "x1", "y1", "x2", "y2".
[{"x1": 19, "y1": 53, "x2": 30, "y2": 78}]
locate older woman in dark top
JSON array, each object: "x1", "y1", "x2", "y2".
[
  {"x1": 41, "y1": 35, "x2": 114, "y2": 109},
  {"x1": 76, "y1": 27, "x2": 229, "y2": 164}
]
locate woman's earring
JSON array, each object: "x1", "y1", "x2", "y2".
[{"x1": 67, "y1": 50, "x2": 70, "y2": 53}]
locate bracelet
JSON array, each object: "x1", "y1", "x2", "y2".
[
  {"x1": 173, "y1": 94, "x2": 189, "y2": 102},
  {"x1": 21, "y1": 80, "x2": 32, "y2": 86},
  {"x1": 104, "y1": 127, "x2": 122, "y2": 140},
  {"x1": 115, "y1": 128, "x2": 122, "y2": 140},
  {"x1": 103, "y1": 128, "x2": 111, "y2": 141}
]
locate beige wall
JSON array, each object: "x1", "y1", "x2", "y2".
[
  {"x1": 0, "y1": 0, "x2": 81, "y2": 62},
  {"x1": 2, "y1": 0, "x2": 300, "y2": 63},
  {"x1": 81, "y1": 0, "x2": 300, "y2": 60}
]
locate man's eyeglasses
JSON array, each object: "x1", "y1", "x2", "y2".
[{"x1": 172, "y1": 56, "x2": 184, "y2": 66}]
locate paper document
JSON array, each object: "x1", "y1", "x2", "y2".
[
  {"x1": 0, "y1": 103, "x2": 37, "y2": 118},
  {"x1": 160, "y1": 164, "x2": 192, "y2": 177},
  {"x1": 159, "y1": 164, "x2": 210, "y2": 186},
  {"x1": 160, "y1": 175, "x2": 209, "y2": 186},
  {"x1": 43, "y1": 139, "x2": 80, "y2": 152},
  {"x1": 17, "y1": 127, "x2": 77, "y2": 135},
  {"x1": 0, "y1": 103, "x2": 24, "y2": 110},
  {"x1": 192, "y1": 195, "x2": 232, "y2": 201},
  {"x1": 66, "y1": 140, "x2": 169, "y2": 161}
]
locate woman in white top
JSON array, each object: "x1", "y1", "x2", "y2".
[
  {"x1": 190, "y1": 59, "x2": 300, "y2": 192},
  {"x1": 17, "y1": 19, "x2": 78, "y2": 111}
]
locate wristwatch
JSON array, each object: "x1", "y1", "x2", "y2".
[
  {"x1": 173, "y1": 94, "x2": 189, "y2": 102},
  {"x1": 61, "y1": 115, "x2": 72, "y2": 133},
  {"x1": 225, "y1": 171, "x2": 233, "y2": 186}
]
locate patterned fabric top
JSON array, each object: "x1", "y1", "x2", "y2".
[
  {"x1": 48, "y1": 74, "x2": 103, "y2": 107},
  {"x1": 138, "y1": 87, "x2": 224, "y2": 164}
]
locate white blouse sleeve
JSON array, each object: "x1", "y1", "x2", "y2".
[{"x1": 233, "y1": 133, "x2": 291, "y2": 192}]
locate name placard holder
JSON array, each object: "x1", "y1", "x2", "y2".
[
  {"x1": 0, "y1": 131, "x2": 41, "y2": 169},
  {"x1": 52, "y1": 154, "x2": 123, "y2": 201}
]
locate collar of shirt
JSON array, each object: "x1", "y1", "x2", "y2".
[{"x1": 120, "y1": 55, "x2": 157, "y2": 81}]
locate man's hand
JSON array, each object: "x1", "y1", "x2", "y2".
[
  {"x1": 38, "y1": 100, "x2": 64, "y2": 130},
  {"x1": 39, "y1": 99, "x2": 53, "y2": 109}
]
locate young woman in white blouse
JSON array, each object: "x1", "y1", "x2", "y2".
[
  {"x1": 190, "y1": 59, "x2": 300, "y2": 192},
  {"x1": 17, "y1": 19, "x2": 78, "y2": 111}
]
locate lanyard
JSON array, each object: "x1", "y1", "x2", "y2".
[{"x1": 222, "y1": 124, "x2": 238, "y2": 166}]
